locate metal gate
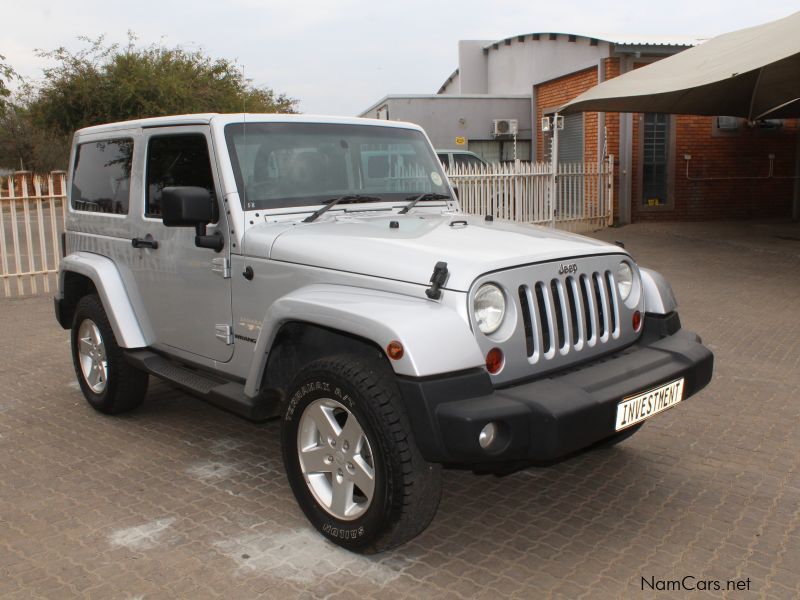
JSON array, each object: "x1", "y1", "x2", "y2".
[{"x1": 0, "y1": 172, "x2": 68, "y2": 298}]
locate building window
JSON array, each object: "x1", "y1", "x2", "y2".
[
  {"x1": 642, "y1": 113, "x2": 669, "y2": 207},
  {"x1": 467, "y1": 140, "x2": 531, "y2": 163}
]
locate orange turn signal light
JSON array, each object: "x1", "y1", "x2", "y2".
[
  {"x1": 386, "y1": 340, "x2": 404, "y2": 360},
  {"x1": 633, "y1": 310, "x2": 642, "y2": 332}
]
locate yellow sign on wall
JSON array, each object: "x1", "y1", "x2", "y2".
[{"x1": 455, "y1": 136, "x2": 466, "y2": 145}]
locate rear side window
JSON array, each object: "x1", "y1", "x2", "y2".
[
  {"x1": 71, "y1": 138, "x2": 133, "y2": 214},
  {"x1": 145, "y1": 134, "x2": 215, "y2": 218}
]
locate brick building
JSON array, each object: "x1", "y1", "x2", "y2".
[{"x1": 361, "y1": 33, "x2": 800, "y2": 223}]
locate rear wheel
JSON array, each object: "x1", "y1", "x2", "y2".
[
  {"x1": 282, "y1": 355, "x2": 441, "y2": 553},
  {"x1": 70, "y1": 294, "x2": 148, "y2": 414}
]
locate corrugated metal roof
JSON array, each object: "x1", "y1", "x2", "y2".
[
  {"x1": 483, "y1": 32, "x2": 699, "y2": 51},
  {"x1": 606, "y1": 35, "x2": 706, "y2": 47}
]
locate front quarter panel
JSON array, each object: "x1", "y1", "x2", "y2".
[{"x1": 244, "y1": 284, "x2": 484, "y2": 397}]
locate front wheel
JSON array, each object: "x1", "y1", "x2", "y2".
[{"x1": 281, "y1": 355, "x2": 442, "y2": 553}]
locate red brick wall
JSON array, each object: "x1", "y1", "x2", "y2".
[
  {"x1": 536, "y1": 63, "x2": 625, "y2": 216},
  {"x1": 632, "y1": 116, "x2": 798, "y2": 221},
  {"x1": 535, "y1": 66, "x2": 599, "y2": 164}
]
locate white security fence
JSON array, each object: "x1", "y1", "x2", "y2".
[
  {"x1": 446, "y1": 156, "x2": 614, "y2": 232},
  {"x1": 0, "y1": 161, "x2": 613, "y2": 298},
  {"x1": 0, "y1": 172, "x2": 67, "y2": 298}
]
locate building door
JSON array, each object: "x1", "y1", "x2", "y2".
[
  {"x1": 544, "y1": 113, "x2": 584, "y2": 163},
  {"x1": 642, "y1": 113, "x2": 670, "y2": 206}
]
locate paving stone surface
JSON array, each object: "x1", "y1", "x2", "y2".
[{"x1": 1, "y1": 220, "x2": 799, "y2": 599}]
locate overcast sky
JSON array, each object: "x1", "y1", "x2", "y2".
[{"x1": 2, "y1": 1, "x2": 797, "y2": 116}]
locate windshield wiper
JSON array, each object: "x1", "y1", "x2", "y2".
[
  {"x1": 303, "y1": 194, "x2": 383, "y2": 223},
  {"x1": 398, "y1": 192, "x2": 451, "y2": 215}
]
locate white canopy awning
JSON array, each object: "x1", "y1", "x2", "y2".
[{"x1": 561, "y1": 12, "x2": 800, "y2": 119}]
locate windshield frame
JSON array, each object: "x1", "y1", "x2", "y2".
[{"x1": 224, "y1": 121, "x2": 452, "y2": 212}]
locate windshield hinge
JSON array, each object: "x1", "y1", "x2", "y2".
[
  {"x1": 425, "y1": 261, "x2": 449, "y2": 300},
  {"x1": 211, "y1": 257, "x2": 231, "y2": 279},
  {"x1": 215, "y1": 324, "x2": 233, "y2": 345}
]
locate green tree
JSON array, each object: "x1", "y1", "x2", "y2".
[
  {"x1": 0, "y1": 54, "x2": 16, "y2": 113},
  {"x1": 0, "y1": 100, "x2": 70, "y2": 172},
  {"x1": 30, "y1": 35, "x2": 297, "y2": 136}
]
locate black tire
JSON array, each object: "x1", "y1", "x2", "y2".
[
  {"x1": 70, "y1": 294, "x2": 148, "y2": 414},
  {"x1": 281, "y1": 355, "x2": 442, "y2": 553},
  {"x1": 597, "y1": 423, "x2": 644, "y2": 448}
]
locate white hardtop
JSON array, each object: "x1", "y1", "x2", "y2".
[{"x1": 74, "y1": 113, "x2": 425, "y2": 137}]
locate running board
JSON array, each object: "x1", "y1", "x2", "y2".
[{"x1": 124, "y1": 350, "x2": 277, "y2": 421}]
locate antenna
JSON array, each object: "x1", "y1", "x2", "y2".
[{"x1": 241, "y1": 62, "x2": 249, "y2": 275}]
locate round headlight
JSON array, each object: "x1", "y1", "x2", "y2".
[
  {"x1": 617, "y1": 261, "x2": 633, "y2": 301},
  {"x1": 474, "y1": 284, "x2": 506, "y2": 334}
]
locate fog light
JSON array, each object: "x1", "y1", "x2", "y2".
[
  {"x1": 632, "y1": 310, "x2": 642, "y2": 331},
  {"x1": 485, "y1": 347, "x2": 504, "y2": 374},
  {"x1": 479, "y1": 423, "x2": 498, "y2": 450}
]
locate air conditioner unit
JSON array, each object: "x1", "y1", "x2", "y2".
[
  {"x1": 492, "y1": 118, "x2": 518, "y2": 137},
  {"x1": 716, "y1": 116, "x2": 740, "y2": 130}
]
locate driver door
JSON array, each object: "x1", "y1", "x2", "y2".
[{"x1": 128, "y1": 127, "x2": 233, "y2": 362}]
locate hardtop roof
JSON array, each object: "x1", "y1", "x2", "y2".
[{"x1": 74, "y1": 113, "x2": 425, "y2": 137}]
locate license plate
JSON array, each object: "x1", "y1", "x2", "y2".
[{"x1": 615, "y1": 378, "x2": 685, "y2": 431}]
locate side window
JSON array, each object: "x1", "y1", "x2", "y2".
[
  {"x1": 71, "y1": 138, "x2": 133, "y2": 214},
  {"x1": 437, "y1": 153, "x2": 450, "y2": 169},
  {"x1": 454, "y1": 154, "x2": 483, "y2": 168},
  {"x1": 146, "y1": 134, "x2": 215, "y2": 219}
]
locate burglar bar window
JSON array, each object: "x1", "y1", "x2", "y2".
[{"x1": 642, "y1": 113, "x2": 669, "y2": 207}]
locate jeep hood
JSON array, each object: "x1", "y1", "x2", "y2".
[{"x1": 254, "y1": 213, "x2": 620, "y2": 291}]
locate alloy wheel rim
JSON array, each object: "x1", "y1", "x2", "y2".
[
  {"x1": 297, "y1": 398, "x2": 375, "y2": 521},
  {"x1": 77, "y1": 319, "x2": 108, "y2": 394}
]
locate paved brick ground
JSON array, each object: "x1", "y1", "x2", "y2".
[{"x1": 1, "y1": 221, "x2": 799, "y2": 599}]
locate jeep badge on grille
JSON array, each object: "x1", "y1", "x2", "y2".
[{"x1": 558, "y1": 263, "x2": 578, "y2": 275}]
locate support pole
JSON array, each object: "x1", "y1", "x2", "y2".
[
  {"x1": 550, "y1": 112, "x2": 559, "y2": 228},
  {"x1": 793, "y1": 129, "x2": 800, "y2": 221}
]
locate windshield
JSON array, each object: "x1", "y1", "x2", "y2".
[{"x1": 224, "y1": 122, "x2": 450, "y2": 211}]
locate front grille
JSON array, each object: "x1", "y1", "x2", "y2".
[
  {"x1": 517, "y1": 271, "x2": 620, "y2": 364},
  {"x1": 469, "y1": 254, "x2": 642, "y2": 385}
]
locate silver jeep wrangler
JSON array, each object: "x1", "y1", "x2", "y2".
[{"x1": 54, "y1": 113, "x2": 713, "y2": 553}]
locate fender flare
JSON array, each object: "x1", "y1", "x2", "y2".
[
  {"x1": 640, "y1": 267, "x2": 678, "y2": 315},
  {"x1": 244, "y1": 284, "x2": 484, "y2": 398},
  {"x1": 59, "y1": 252, "x2": 151, "y2": 348}
]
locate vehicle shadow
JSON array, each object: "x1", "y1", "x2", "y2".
[{"x1": 130, "y1": 378, "x2": 691, "y2": 572}]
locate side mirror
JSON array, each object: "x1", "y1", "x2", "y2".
[
  {"x1": 162, "y1": 186, "x2": 216, "y2": 227},
  {"x1": 161, "y1": 186, "x2": 223, "y2": 252}
]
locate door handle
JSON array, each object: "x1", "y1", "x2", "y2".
[{"x1": 131, "y1": 236, "x2": 159, "y2": 250}]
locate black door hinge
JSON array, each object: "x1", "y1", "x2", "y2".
[{"x1": 425, "y1": 261, "x2": 449, "y2": 300}]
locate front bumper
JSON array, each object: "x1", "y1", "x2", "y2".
[{"x1": 396, "y1": 313, "x2": 714, "y2": 465}]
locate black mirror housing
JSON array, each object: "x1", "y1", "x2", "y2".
[
  {"x1": 161, "y1": 186, "x2": 224, "y2": 252},
  {"x1": 161, "y1": 186, "x2": 216, "y2": 227}
]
